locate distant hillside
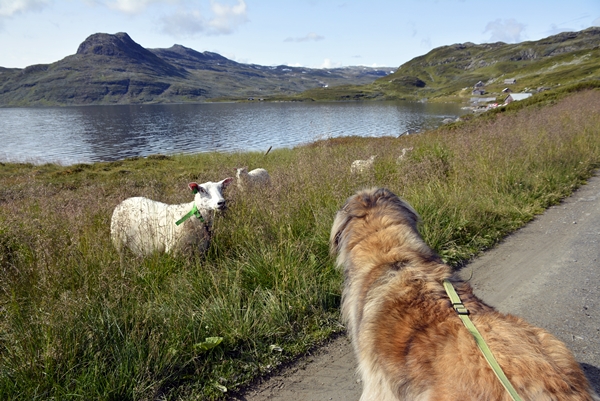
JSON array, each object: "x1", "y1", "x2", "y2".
[
  {"x1": 0, "y1": 32, "x2": 393, "y2": 107},
  {"x1": 3, "y1": 29, "x2": 599, "y2": 107},
  {"x1": 295, "y1": 27, "x2": 600, "y2": 102}
]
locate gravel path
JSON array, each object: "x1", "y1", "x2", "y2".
[{"x1": 231, "y1": 174, "x2": 600, "y2": 400}]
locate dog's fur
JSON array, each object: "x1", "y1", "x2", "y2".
[{"x1": 330, "y1": 188, "x2": 599, "y2": 401}]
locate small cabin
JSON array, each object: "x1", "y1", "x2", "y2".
[{"x1": 504, "y1": 93, "x2": 532, "y2": 104}]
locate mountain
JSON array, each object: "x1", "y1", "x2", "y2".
[
  {"x1": 295, "y1": 27, "x2": 600, "y2": 102},
  {"x1": 0, "y1": 32, "x2": 393, "y2": 106},
  {"x1": 2, "y1": 29, "x2": 599, "y2": 107}
]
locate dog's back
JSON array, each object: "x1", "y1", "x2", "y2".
[{"x1": 330, "y1": 188, "x2": 599, "y2": 401}]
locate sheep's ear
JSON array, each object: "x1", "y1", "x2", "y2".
[
  {"x1": 221, "y1": 177, "x2": 234, "y2": 188},
  {"x1": 188, "y1": 182, "x2": 200, "y2": 193}
]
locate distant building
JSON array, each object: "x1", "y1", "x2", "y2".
[
  {"x1": 504, "y1": 78, "x2": 517, "y2": 85},
  {"x1": 504, "y1": 93, "x2": 532, "y2": 104},
  {"x1": 502, "y1": 87, "x2": 512, "y2": 93},
  {"x1": 474, "y1": 81, "x2": 485, "y2": 88},
  {"x1": 472, "y1": 89, "x2": 486, "y2": 96},
  {"x1": 470, "y1": 97, "x2": 496, "y2": 104}
]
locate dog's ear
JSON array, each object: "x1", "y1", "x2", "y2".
[
  {"x1": 372, "y1": 188, "x2": 398, "y2": 205},
  {"x1": 331, "y1": 230, "x2": 342, "y2": 256},
  {"x1": 371, "y1": 188, "x2": 421, "y2": 226},
  {"x1": 395, "y1": 198, "x2": 421, "y2": 226},
  {"x1": 343, "y1": 193, "x2": 370, "y2": 219},
  {"x1": 330, "y1": 209, "x2": 352, "y2": 256}
]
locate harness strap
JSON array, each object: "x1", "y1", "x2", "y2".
[
  {"x1": 443, "y1": 279, "x2": 523, "y2": 401},
  {"x1": 175, "y1": 204, "x2": 205, "y2": 226}
]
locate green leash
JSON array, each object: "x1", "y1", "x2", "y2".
[
  {"x1": 443, "y1": 279, "x2": 523, "y2": 401},
  {"x1": 175, "y1": 204, "x2": 204, "y2": 226}
]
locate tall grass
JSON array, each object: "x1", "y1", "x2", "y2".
[{"x1": 1, "y1": 89, "x2": 599, "y2": 400}]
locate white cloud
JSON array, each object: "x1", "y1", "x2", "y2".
[
  {"x1": 160, "y1": 0, "x2": 248, "y2": 37},
  {"x1": 484, "y1": 18, "x2": 526, "y2": 43},
  {"x1": 592, "y1": 16, "x2": 600, "y2": 27},
  {"x1": 208, "y1": 0, "x2": 247, "y2": 34},
  {"x1": 161, "y1": 9, "x2": 206, "y2": 36},
  {"x1": 320, "y1": 58, "x2": 342, "y2": 68},
  {"x1": 284, "y1": 32, "x2": 325, "y2": 43},
  {"x1": 0, "y1": 0, "x2": 49, "y2": 17},
  {"x1": 106, "y1": 0, "x2": 166, "y2": 14}
]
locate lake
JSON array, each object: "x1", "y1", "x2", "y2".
[{"x1": 0, "y1": 101, "x2": 464, "y2": 166}]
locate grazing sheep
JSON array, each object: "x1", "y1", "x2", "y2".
[
  {"x1": 396, "y1": 147, "x2": 414, "y2": 163},
  {"x1": 235, "y1": 167, "x2": 271, "y2": 192},
  {"x1": 110, "y1": 177, "x2": 233, "y2": 257},
  {"x1": 351, "y1": 155, "x2": 377, "y2": 174}
]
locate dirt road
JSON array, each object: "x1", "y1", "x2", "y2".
[{"x1": 231, "y1": 174, "x2": 600, "y2": 400}]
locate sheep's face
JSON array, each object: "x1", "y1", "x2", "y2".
[
  {"x1": 235, "y1": 167, "x2": 248, "y2": 180},
  {"x1": 189, "y1": 178, "x2": 233, "y2": 211}
]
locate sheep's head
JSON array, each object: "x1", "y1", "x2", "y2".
[
  {"x1": 189, "y1": 178, "x2": 233, "y2": 211},
  {"x1": 235, "y1": 167, "x2": 248, "y2": 180}
]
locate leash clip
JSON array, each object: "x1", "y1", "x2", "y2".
[
  {"x1": 452, "y1": 302, "x2": 470, "y2": 315},
  {"x1": 443, "y1": 279, "x2": 523, "y2": 401}
]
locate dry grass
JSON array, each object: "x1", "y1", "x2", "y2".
[{"x1": 1, "y1": 89, "x2": 599, "y2": 400}]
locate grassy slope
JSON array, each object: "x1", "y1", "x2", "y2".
[
  {"x1": 1, "y1": 87, "x2": 600, "y2": 400},
  {"x1": 291, "y1": 29, "x2": 600, "y2": 102}
]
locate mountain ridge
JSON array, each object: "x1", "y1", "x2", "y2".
[
  {"x1": 0, "y1": 32, "x2": 392, "y2": 106},
  {"x1": 1, "y1": 28, "x2": 599, "y2": 107}
]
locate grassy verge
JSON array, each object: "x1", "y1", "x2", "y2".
[{"x1": 1, "y1": 88, "x2": 600, "y2": 400}]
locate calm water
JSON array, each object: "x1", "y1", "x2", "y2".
[{"x1": 0, "y1": 101, "x2": 463, "y2": 165}]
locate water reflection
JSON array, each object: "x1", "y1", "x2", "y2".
[{"x1": 0, "y1": 101, "x2": 463, "y2": 165}]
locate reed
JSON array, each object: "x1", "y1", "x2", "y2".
[{"x1": 1, "y1": 89, "x2": 599, "y2": 400}]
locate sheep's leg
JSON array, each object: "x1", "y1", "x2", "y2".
[{"x1": 119, "y1": 252, "x2": 127, "y2": 277}]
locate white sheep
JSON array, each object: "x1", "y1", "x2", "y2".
[
  {"x1": 235, "y1": 167, "x2": 271, "y2": 192},
  {"x1": 396, "y1": 147, "x2": 414, "y2": 164},
  {"x1": 351, "y1": 155, "x2": 377, "y2": 174},
  {"x1": 110, "y1": 177, "x2": 233, "y2": 257}
]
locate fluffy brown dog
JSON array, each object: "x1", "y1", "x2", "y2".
[{"x1": 330, "y1": 188, "x2": 599, "y2": 401}]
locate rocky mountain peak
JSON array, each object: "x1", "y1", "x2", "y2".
[
  {"x1": 151, "y1": 44, "x2": 230, "y2": 63},
  {"x1": 76, "y1": 32, "x2": 144, "y2": 57},
  {"x1": 75, "y1": 32, "x2": 184, "y2": 77}
]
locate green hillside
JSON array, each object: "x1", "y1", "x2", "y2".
[
  {"x1": 2, "y1": 28, "x2": 599, "y2": 107},
  {"x1": 291, "y1": 27, "x2": 600, "y2": 102}
]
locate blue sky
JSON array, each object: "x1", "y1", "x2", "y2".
[{"x1": 1, "y1": 0, "x2": 599, "y2": 69}]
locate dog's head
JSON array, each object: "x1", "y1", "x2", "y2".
[{"x1": 330, "y1": 188, "x2": 421, "y2": 257}]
